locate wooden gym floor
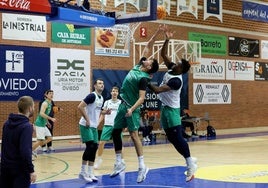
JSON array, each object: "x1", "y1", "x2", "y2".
[{"x1": 29, "y1": 127, "x2": 268, "y2": 188}]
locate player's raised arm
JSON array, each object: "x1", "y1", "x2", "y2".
[
  {"x1": 141, "y1": 24, "x2": 165, "y2": 58},
  {"x1": 161, "y1": 27, "x2": 175, "y2": 69}
]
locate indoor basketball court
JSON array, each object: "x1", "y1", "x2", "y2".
[
  {"x1": 30, "y1": 127, "x2": 268, "y2": 188},
  {"x1": 1, "y1": 1, "x2": 268, "y2": 188}
]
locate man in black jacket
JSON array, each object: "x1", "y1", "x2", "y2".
[{"x1": 1, "y1": 96, "x2": 37, "y2": 188}]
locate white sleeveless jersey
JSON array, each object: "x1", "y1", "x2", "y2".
[
  {"x1": 79, "y1": 92, "x2": 103, "y2": 128},
  {"x1": 158, "y1": 72, "x2": 183, "y2": 108},
  {"x1": 103, "y1": 99, "x2": 121, "y2": 126}
]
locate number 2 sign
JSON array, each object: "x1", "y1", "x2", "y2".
[{"x1": 140, "y1": 27, "x2": 147, "y2": 38}]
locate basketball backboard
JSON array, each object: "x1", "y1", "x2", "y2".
[
  {"x1": 47, "y1": 0, "x2": 156, "y2": 27},
  {"x1": 0, "y1": 0, "x2": 157, "y2": 27},
  {"x1": 114, "y1": 0, "x2": 157, "y2": 24}
]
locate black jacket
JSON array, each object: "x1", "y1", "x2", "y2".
[{"x1": 1, "y1": 113, "x2": 34, "y2": 173}]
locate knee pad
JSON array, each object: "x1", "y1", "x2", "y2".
[
  {"x1": 165, "y1": 126, "x2": 180, "y2": 143},
  {"x1": 82, "y1": 141, "x2": 98, "y2": 161}
]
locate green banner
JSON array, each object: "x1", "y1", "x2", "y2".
[
  {"x1": 52, "y1": 23, "x2": 90, "y2": 45},
  {"x1": 188, "y1": 32, "x2": 227, "y2": 56}
]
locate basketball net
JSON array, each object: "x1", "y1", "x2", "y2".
[{"x1": 126, "y1": 22, "x2": 141, "y2": 42}]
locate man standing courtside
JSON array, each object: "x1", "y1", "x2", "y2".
[{"x1": 1, "y1": 96, "x2": 37, "y2": 188}]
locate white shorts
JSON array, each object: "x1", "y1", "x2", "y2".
[{"x1": 35, "y1": 126, "x2": 52, "y2": 140}]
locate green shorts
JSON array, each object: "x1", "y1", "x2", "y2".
[
  {"x1": 100, "y1": 125, "x2": 113, "y2": 141},
  {"x1": 79, "y1": 124, "x2": 98, "y2": 143},
  {"x1": 114, "y1": 102, "x2": 140, "y2": 132},
  {"x1": 100, "y1": 125, "x2": 123, "y2": 141},
  {"x1": 160, "y1": 106, "x2": 181, "y2": 129}
]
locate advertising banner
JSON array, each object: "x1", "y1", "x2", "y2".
[
  {"x1": 242, "y1": 1, "x2": 268, "y2": 23},
  {"x1": 193, "y1": 58, "x2": 225, "y2": 80},
  {"x1": 50, "y1": 48, "x2": 90, "y2": 101},
  {"x1": 2, "y1": 13, "x2": 47, "y2": 42},
  {"x1": 194, "y1": 83, "x2": 231, "y2": 104},
  {"x1": 51, "y1": 23, "x2": 90, "y2": 45},
  {"x1": 255, "y1": 62, "x2": 268, "y2": 81},
  {"x1": 226, "y1": 60, "x2": 254, "y2": 81},
  {"x1": 0, "y1": 45, "x2": 50, "y2": 101},
  {"x1": 261, "y1": 40, "x2": 268, "y2": 59},
  {"x1": 188, "y1": 32, "x2": 227, "y2": 56},
  {"x1": 228, "y1": 36, "x2": 259, "y2": 58},
  {"x1": 0, "y1": 0, "x2": 52, "y2": 15},
  {"x1": 95, "y1": 24, "x2": 130, "y2": 57}
]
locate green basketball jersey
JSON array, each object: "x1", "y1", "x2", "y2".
[
  {"x1": 34, "y1": 100, "x2": 52, "y2": 127},
  {"x1": 120, "y1": 65, "x2": 150, "y2": 106}
]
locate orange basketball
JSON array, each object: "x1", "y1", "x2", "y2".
[
  {"x1": 53, "y1": 106, "x2": 59, "y2": 114},
  {"x1": 157, "y1": 5, "x2": 167, "y2": 20}
]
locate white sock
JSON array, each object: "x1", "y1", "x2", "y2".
[
  {"x1": 186, "y1": 157, "x2": 193, "y2": 166},
  {"x1": 116, "y1": 153, "x2": 122, "y2": 164},
  {"x1": 88, "y1": 165, "x2": 93, "y2": 175},
  {"x1": 81, "y1": 164, "x2": 87, "y2": 173},
  {"x1": 138, "y1": 156, "x2": 145, "y2": 169}
]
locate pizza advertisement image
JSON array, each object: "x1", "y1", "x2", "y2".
[
  {"x1": 96, "y1": 29, "x2": 117, "y2": 48},
  {"x1": 94, "y1": 25, "x2": 130, "y2": 57}
]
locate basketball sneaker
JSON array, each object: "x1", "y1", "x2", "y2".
[
  {"x1": 88, "y1": 174, "x2": 98, "y2": 182},
  {"x1": 110, "y1": 161, "x2": 126, "y2": 177},
  {"x1": 143, "y1": 137, "x2": 148, "y2": 142},
  {"x1": 191, "y1": 132, "x2": 199, "y2": 138},
  {"x1": 185, "y1": 158, "x2": 197, "y2": 182},
  {"x1": 78, "y1": 172, "x2": 93, "y2": 182},
  {"x1": 137, "y1": 166, "x2": 149, "y2": 183},
  {"x1": 32, "y1": 150, "x2": 37, "y2": 158},
  {"x1": 48, "y1": 147, "x2": 55, "y2": 152},
  {"x1": 94, "y1": 158, "x2": 103, "y2": 169}
]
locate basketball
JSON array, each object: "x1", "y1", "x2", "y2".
[
  {"x1": 157, "y1": 5, "x2": 167, "y2": 20},
  {"x1": 53, "y1": 106, "x2": 59, "y2": 114}
]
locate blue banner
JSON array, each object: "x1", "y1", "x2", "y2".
[
  {"x1": 0, "y1": 45, "x2": 50, "y2": 101},
  {"x1": 207, "y1": 0, "x2": 220, "y2": 14},
  {"x1": 242, "y1": 1, "x2": 268, "y2": 22}
]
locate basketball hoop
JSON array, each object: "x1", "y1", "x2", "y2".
[
  {"x1": 128, "y1": 22, "x2": 141, "y2": 42},
  {"x1": 121, "y1": 22, "x2": 141, "y2": 43}
]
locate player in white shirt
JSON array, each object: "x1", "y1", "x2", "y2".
[
  {"x1": 94, "y1": 86, "x2": 122, "y2": 169},
  {"x1": 77, "y1": 78, "x2": 108, "y2": 183},
  {"x1": 148, "y1": 25, "x2": 197, "y2": 182}
]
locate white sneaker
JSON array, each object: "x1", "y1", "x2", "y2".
[
  {"x1": 48, "y1": 147, "x2": 55, "y2": 152},
  {"x1": 110, "y1": 161, "x2": 126, "y2": 177},
  {"x1": 143, "y1": 138, "x2": 148, "y2": 142},
  {"x1": 191, "y1": 157, "x2": 197, "y2": 164},
  {"x1": 78, "y1": 172, "x2": 93, "y2": 182},
  {"x1": 146, "y1": 136, "x2": 151, "y2": 142},
  {"x1": 42, "y1": 147, "x2": 47, "y2": 152},
  {"x1": 94, "y1": 158, "x2": 103, "y2": 169},
  {"x1": 32, "y1": 151, "x2": 37, "y2": 158},
  {"x1": 137, "y1": 166, "x2": 149, "y2": 183},
  {"x1": 88, "y1": 174, "x2": 98, "y2": 182},
  {"x1": 186, "y1": 163, "x2": 197, "y2": 182}
]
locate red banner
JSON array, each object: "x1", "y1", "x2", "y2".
[{"x1": 0, "y1": 0, "x2": 52, "y2": 15}]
